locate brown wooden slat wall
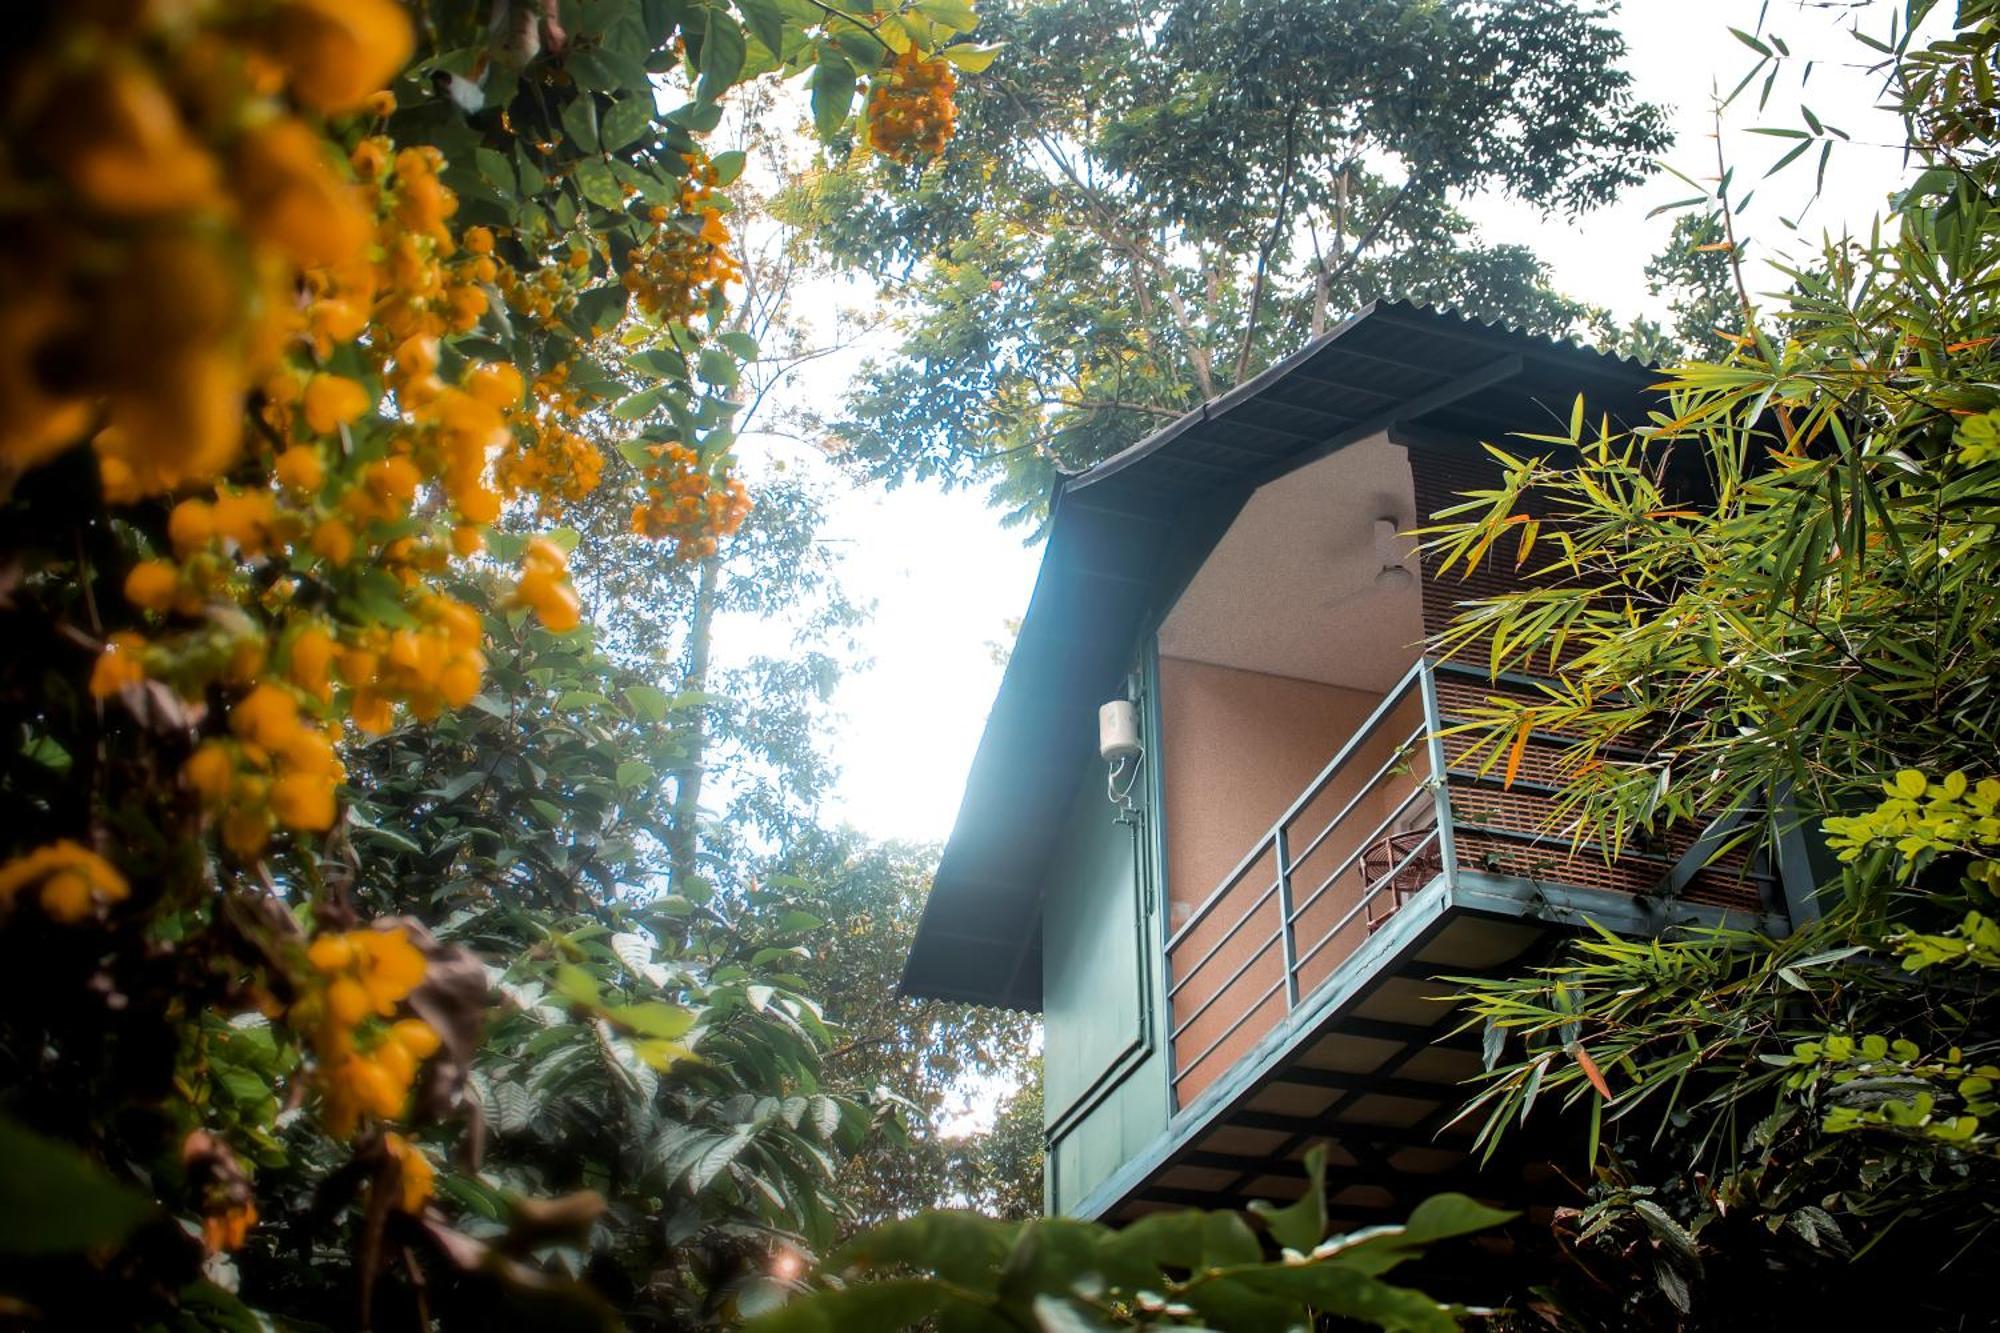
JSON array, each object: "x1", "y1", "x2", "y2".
[{"x1": 1415, "y1": 454, "x2": 1765, "y2": 915}]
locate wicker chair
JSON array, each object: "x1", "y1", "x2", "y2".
[{"x1": 1360, "y1": 820, "x2": 1442, "y2": 934}]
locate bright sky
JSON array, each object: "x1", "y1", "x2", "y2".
[{"x1": 727, "y1": 0, "x2": 1922, "y2": 848}]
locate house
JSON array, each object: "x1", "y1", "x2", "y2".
[{"x1": 901, "y1": 302, "x2": 1824, "y2": 1225}]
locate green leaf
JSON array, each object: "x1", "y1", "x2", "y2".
[
  {"x1": 810, "y1": 50, "x2": 857, "y2": 141},
  {"x1": 940, "y1": 42, "x2": 1002, "y2": 73},
  {"x1": 474, "y1": 146, "x2": 516, "y2": 196},
  {"x1": 572, "y1": 283, "x2": 629, "y2": 337},
  {"x1": 744, "y1": 1278, "x2": 951, "y2": 1333},
  {"x1": 913, "y1": 0, "x2": 978, "y2": 29},
  {"x1": 553, "y1": 964, "x2": 602, "y2": 1007},
  {"x1": 574, "y1": 157, "x2": 626, "y2": 210},
  {"x1": 0, "y1": 1117, "x2": 154, "y2": 1254},
  {"x1": 611, "y1": 1001, "x2": 696, "y2": 1039},
  {"x1": 698, "y1": 346, "x2": 740, "y2": 387},
  {"x1": 737, "y1": 0, "x2": 787, "y2": 56},
  {"x1": 561, "y1": 94, "x2": 601, "y2": 153},
  {"x1": 600, "y1": 95, "x2": 657, "y2": 151},
  {"x1": 711, "y1": 149, "x2": 748, "y2": 187},
  {"x1": 690, "y1": 1129, "x2": 753, "y2": 1191},
  {"x1": 625, "y1": 684, "x2": 672, "y2": 721},
  {"x1": 718, "y1": 330, "x2": 759, "y2": 360},
  {"x1": 700, "y1": 12, "x2": 749, "y2": 86},
  {"x1": 624, "y1": 348, "x2": 688, "y2": 378},
  {"x1": 1228, "y1": 1265, "x2": 1458, "y2": 1333},
  {"x1": 615, "y1": 760, "x2": 656, "y2": 789},
  {"x1": 614, "y1": 384, "x2": 669, "y2": 420},
  {"x1": 1247, "y1": 1144, "x2": 1329, "y2": 1251}
]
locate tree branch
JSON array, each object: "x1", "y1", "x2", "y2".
[
  {"x1": 1002, "y1": 87, "x2": 1217, "y2": 399},
  {"x1": 1235, "y1": 108, "x2": 1298, "y2": 382}
]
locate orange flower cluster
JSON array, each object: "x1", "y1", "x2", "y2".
[
  {"x1": 340, "y1": 594, "x2": 489, "y2": 731},
  {"x1": 298, "y1": 927, "x2": 440, "y2": 1138},
  {"x1": 625, "y1": 155, "x2": 742, "y2": 322},
  {"x1": 203, "y1": 1199, "x2": 259, "y2": 1254},
  {"x1": 0, "y1": 0, "x2": 413, "y2": 497},
  {"x1": 0, "y1": 841, "x2": 130, "y2": 924},
  {"x1": 89, "y1": 632, "x2": 151, "y2": 699},
  {"x1": 279, "y1": 133, "x2": 495, "y2": 371},
  {"x1": 383, "y1": 1131, "x2": 436, "y2": 1214},
  {"x1": 866, "y1": 50, "x2": 958, "y2": 164},
  {"x1": 629, "y1": 443, "x2": 753, "y2": 560},
  {"x1": 183, "y1": 1130, "x2": 259, "y2": 1255},
  {"x1": 496, "y1": 363, "x2": 607, "y2": 514},
  {"x1": 494, "y1": 240, "x2": 591, "y2": 330},
  {"x1": 512, "y1": 538, "x2": 584, "y2": 633},
  {"x1": 184, "y1": 681, "x2": 345, "y2": 858}
]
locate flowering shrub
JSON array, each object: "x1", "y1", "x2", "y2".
[{"x1": 0, "y1": 0, "x2": 982, "y2": 1324}]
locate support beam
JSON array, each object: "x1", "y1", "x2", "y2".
[
  {"x1": 1228, "y1": 1110, "x2": 1476, "y2": 1151},
  {"x1": 1135, "y1": 1185, "x2": 1399, "y2": 1225},
  {"x1": 1271, "y1": 1066, "x2": 1456, "y2": 1104},
  {"x1": 1178, "y1": 1150, "x2": 1524, "y2": 1204}
]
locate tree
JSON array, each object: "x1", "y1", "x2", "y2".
[
  {"x1": 773, "y1": 829, "x2": 1040, "y2": 1230},
  {"x1": 797, "y1": 0, "x2": 1670, "y2": 522},
  {"x1": 1419, "y1": 3, "x2": 2000, "y2": 1324}
]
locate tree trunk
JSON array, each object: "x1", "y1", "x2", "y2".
[{"x1": 667, "y1": 554, "x2": 720, "y2": 892}]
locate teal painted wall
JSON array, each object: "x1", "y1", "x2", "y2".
[{"x1": 1041, "y1": 686, "x2": 1170, "y2": 1216}]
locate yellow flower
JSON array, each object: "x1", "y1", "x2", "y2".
[
  {"x1": 0, "y1": 289, "x2": 90, "y2": 475},
  {"x1": 222, "y1": 805, "x2": 272, "y2": 858},
  {"x1": 275, "y1": 445, "x2": 324, "y2": 492},
  {"x1": 231, "y1": 682, "x2": 301, "y2": 751},
  {"x1": 389, "y1": 1018, "x2": 441, "y2": 1060},
  {"x1": 89, "y1": 632, "x2": 148, "y2": 698},
  {"x1": 235, "y1": 118, "x2": 370, "y2": 269},
  {"x1": 308, "y1": 934, "x2": 355, "y2": 973},
  {"x1": 326, "y1": 976, "x2": 371, "y2": 1026},
  {"x1": 464, "y1": 362, "x2": 524, "y2": 410},
  {"x1": 260, "y1": 0, "x2": 415, "y2": 114},
  {"x1": 311, "y1": 517, "x2": 356, "y2": 567},
  {"x1": 0, "y1": 841, "x2": 129, "y2": 922},
  {"x1": 287, "y1": 626, "x2": 337, "y2": 700},
  {"x1": 302, "y1": 375, "x2": 371, "y2": 435},
  {"x1": 270, "y1": 771, "x2": 336, "y2": 831},
  {"x1": 184, "y1": 741, "x2": 235, "y2": 803},
  {"x1": 202, "y1": 1201, "x2": 258, "y2": 1254},
  {"x1": 383, "y1": 1133, "x2": 434, "y2": 1214},
  {"x1": 168, "y1": 499, "x2": 216, "y2": 556},
  {"x1": 39, "y1": 872, "x2": 96, "y2": 923},
  {"x1": 44, "y1": 63, "x2": 220, "y2": 215},
  {"x1": 123, "y1": 559, "x2": 180, "y2": 613},
  {"x1": 353, "y1": 928, "x2": 427, "y2": 1013}
]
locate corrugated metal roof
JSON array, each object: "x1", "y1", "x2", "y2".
[{"x1": 901, "y1": 302, "x2": 1658, "y2": 1011}]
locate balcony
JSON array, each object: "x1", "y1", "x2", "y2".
[{"x1": 1121, "y1": 658, "x2": 1784, "y2": 1222}]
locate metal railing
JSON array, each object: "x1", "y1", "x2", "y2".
[{"x1": 1164, "y1": 659, "x2": 1457, "y2": 1103}]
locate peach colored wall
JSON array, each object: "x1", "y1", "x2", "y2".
[
  {"x1": 1158, "y1": 658, "x2": 1386, "y2": 920},
  {"x1": 1158, "y1": 658, "x2": 1432, "y2": 1103}
]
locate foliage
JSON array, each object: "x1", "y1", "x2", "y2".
[
  {"x1": 1417, "y1": 3, "x2": 2000, "y2": 1325},
  {"x1": 1448, "y1": 775, "x2": 2000, "y2": 1328},
  {"x1": 1422, "y1": 190, "x2": 2000, "y2": 861},
  {"x1": 754, "y1": 1147, "x2": 1511, "y2": 1332},
  {"x1": 0, "y1": 0, "x2": 988, "y2": 1325},
  {"x1": 774, "y1": 830, "x2": 1040, "y2": 1229},
  {"x1": 795, "y1": 0, "x2": 1670, "y2": 522}
]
